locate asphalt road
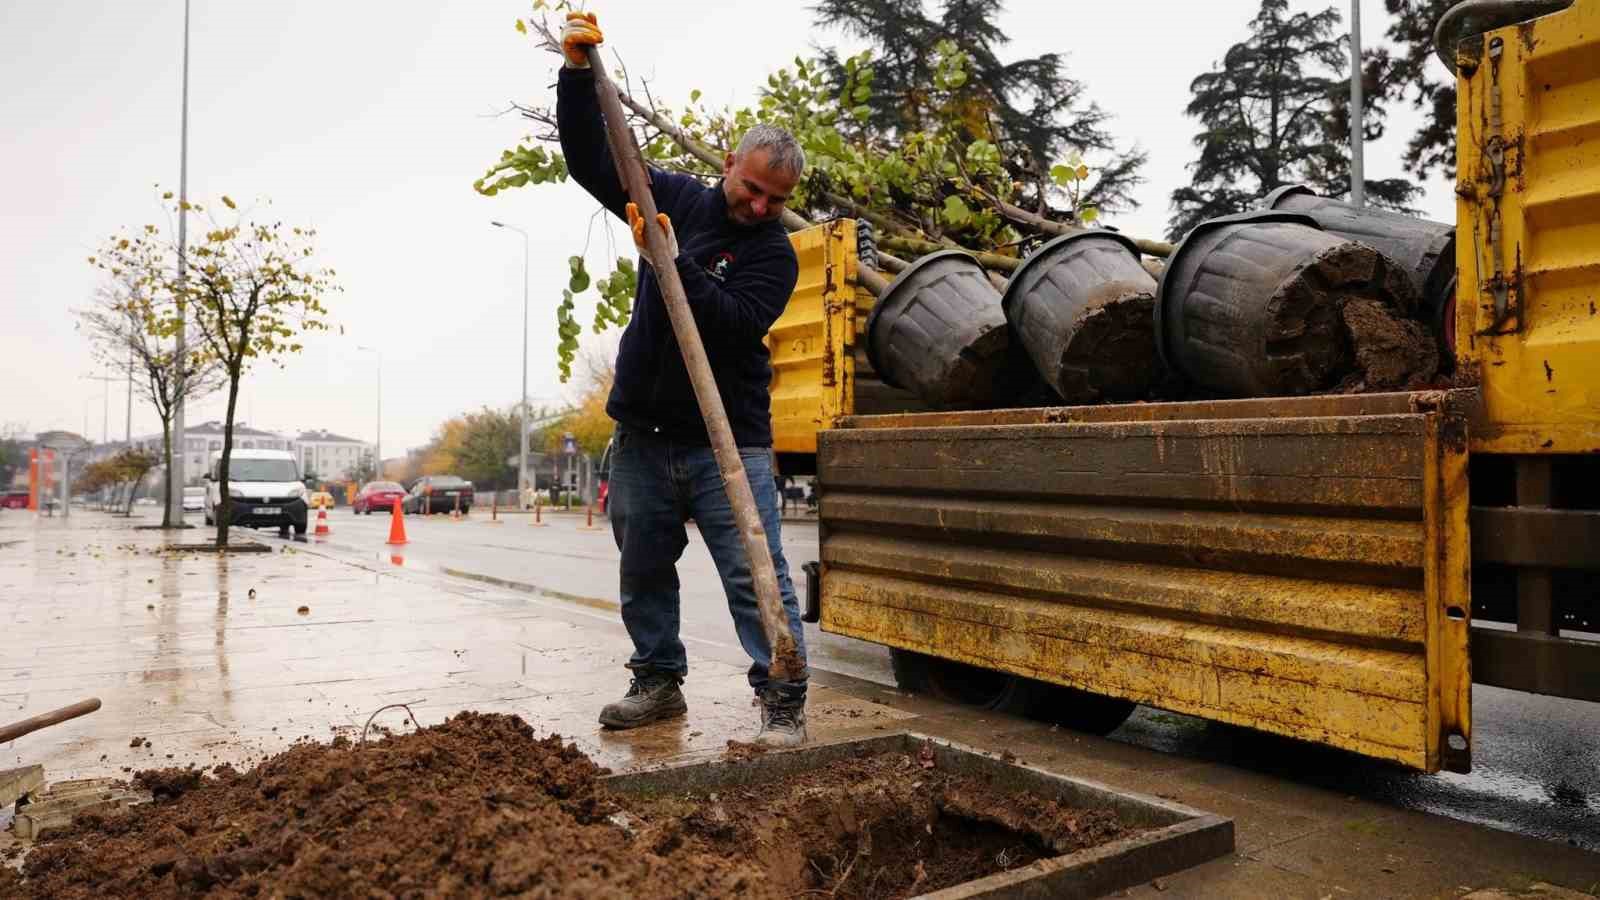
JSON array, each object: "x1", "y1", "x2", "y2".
[{"x1": 252, "y1": 507, "x2": 1600, "y2": 851}]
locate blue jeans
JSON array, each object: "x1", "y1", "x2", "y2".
[{"x1": 608, "y1": 426, "x2": 808, "y2": 702}]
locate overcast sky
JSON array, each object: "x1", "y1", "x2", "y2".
[{"x1": 2, "y1": 0, "x2": 1455, "y2": 456}]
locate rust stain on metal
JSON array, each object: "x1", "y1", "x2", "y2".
[
  {"x1": 820, "y1": 259, "x2": 837, "y2": 387},
  {"x1": 1517, "y1": 20, "x2": 1539, "y2": 56}
]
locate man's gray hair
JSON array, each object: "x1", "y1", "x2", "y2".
[{"x1": 735, "y1": 124, "x2": 806, "y2": 179}]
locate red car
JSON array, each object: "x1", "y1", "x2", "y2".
[
  {"x1": 1, "y1": 490, "x2": 29, "y2": 510},
  {"x1": 352, "y1": 481, "x2": 407, "y2": 515}
]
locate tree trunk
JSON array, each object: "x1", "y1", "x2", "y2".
[
  {"x1": 215, "y1": 369, "x2": 242, "y2": 548},
  {"x1": 160, "y1": 418, "x2": 174, "y2": 528}
]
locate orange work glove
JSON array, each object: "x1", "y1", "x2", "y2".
[
  {"x1": 559, "y1": 11, "x2": 603, "y2": 68},
  {"x1": 627, "y1": 202, "x2": 679, "y2": 270}
]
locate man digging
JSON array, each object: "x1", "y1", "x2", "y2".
[{"x1": 556, "y1": 12, "x2": 811, "y2": 745}]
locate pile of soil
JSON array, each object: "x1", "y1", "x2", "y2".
[
  {"x1": 2, "y1": 713, "x2": 767, "y2": 899},
  {"x1": 2, "y1": 715, "x2": 1134, "y2": 899}
]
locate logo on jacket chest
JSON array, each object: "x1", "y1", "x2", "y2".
[{"x1": 706, "y1": 251, "x2": 735, "y2": 282}]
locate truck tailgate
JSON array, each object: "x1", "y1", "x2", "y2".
[{"x1": 818, "y1": 391, "x2": 1475, "y2": 773}]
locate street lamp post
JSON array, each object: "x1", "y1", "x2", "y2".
[
  {"x1": 1349, "y1": 0, "x2": 1365, "y2": 207},
  {"x1": 491, "y1": 221, "x2": 531, "y2": 509},
  {"x1": 82, "y1": 371, "x2": 119, "y2": 444},
  {"x1": 357, "y1": 346, "x2": 382, "y2": 479},
  {"x1": 167, "y1": 0, "x2": 194, "y2": 526}
]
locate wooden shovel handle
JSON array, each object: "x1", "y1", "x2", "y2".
[
  {"x1": 584, "y1": 46, "x2": 802, "y2": 681},
  {"x1": 0, "y1": 698, "x2": 102, "y2": 744}
]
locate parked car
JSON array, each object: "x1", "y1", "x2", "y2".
[
  {"x1": 182, "y1": 485, "x2": 206, "y2": 512},
  {"x1": 403, "y1": 475, "x2": 474, "y2": 515},
  {"x1": 307, "y1": 490, "x2": 335, "y2": 510},
  {"x1": 204, "y1": 448, "x2": 308, "y2": 539},
  {"x1": 352, "y1": 481, "x2": 407, "y2": 515},
  {"x1": 1, "y1": 490, "x2": 29, "y2": 510}
]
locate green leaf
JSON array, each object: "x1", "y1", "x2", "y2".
[
  {"x1": 690, "y1": 89, "x2": 701, "y2": 103},
  {"x1": 515, "y1": 18, "x2": 526, "y2": 33},
  {"x1": 1079, "y1": 206, "x2": 1100, "y2": 224},
  {"x1": 567, "y1": 256, "x2": 590, "y2": 293},
  {"x1": 1049, "y1": 164, "x2": 1073, "y2": 186},
  {"x1": 942, "y1": 195, "x2": 971, "y2": 226}
]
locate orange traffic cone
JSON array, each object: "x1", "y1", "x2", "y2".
[
  {"x1": 314, "y1": 506, "x2": 331, "y2": 537},
  {"x1": 387, "y1": 497, "x2": 408, "y2": 545}
]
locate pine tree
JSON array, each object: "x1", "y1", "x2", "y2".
[
  {"x1": 812, "y1": 0, "x2": 1147, "y2": 214},
  {"x1": 1167, "y1": 0, "x2": 1420, "y2": 240},
  {"x1": 1381, "y1": 0, "x2": 1456, "y2": 180}
]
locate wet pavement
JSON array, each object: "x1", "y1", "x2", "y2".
[
  {"x1": 2, "y1": 509, "x2": 1597, "y2": 897},
  {"x1": 285, "y1": 505, "x2": 893, "y2": 685}
]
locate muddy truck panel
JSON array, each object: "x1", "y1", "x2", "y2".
[
  {"x1": 817, "y1": 392, "x2": 1474, "y2": 773},
  {"x1": 1449, "y1": 0, "x2": 1600, "y2": 704},
  {"x1": 1453, "y1": 0, "x2": 1600, "y2": 454}
]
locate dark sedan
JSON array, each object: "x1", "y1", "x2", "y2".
[
  {"x1": 403, "y1": 475, "x2": 474, "y2": 515},
  {"x1": 352, "y1": 480, "x2": 407, "y2": 515}
]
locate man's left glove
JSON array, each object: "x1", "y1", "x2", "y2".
[
  {"x1": 627, "y1": 202, "x2": 679, "y2": 270},
  {"x1": 559, "y1": 11, "x2": 603, "y2": 68}
]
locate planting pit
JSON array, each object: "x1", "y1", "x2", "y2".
[{"x1": 609, "y1": 732, "x2": 1234, "y2": 899}]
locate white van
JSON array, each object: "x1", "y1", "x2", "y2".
[{"x1": 204, "y1": 448, "x2": 309, "y2": 538}]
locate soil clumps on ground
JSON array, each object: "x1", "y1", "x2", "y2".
[{"x1": 2, "y1": 714, "x2": 1134, "y2": 899}]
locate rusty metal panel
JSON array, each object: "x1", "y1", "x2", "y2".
[
  {"x1": 1454, "y1": 0, "x2": 1600, "y2": 454},
  {"x1": 818, "y1": 392, "x2": 1475, "y2": 773},
  {"x1": 1471, "y1": 627, "x2": 1600, "y2": 702},
  {"x1": 1471, "y1": 506, "x2": 1600, "y2": 569}
]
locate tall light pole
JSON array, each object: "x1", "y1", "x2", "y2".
[
  {"x1": 357, "y1": 345, "x2": 382, "y2": 479},
  {"x1": 82, "y1": 372, "x2": 119, "y2": 444},
  {"x1": 124, "y1": 348, "x2": 134, "y2": 443},
  {"x1": 167, "y1": 0, "x2": 194, "y2": 524},
  {"x1": 491, "y1": 221, "x2": 531, "y2": 509},
  {"x1": 1349, "y1": 0, "x2": 1365, "y2": 207}
]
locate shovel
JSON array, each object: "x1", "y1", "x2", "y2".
[
  {"x1": 0, "y1": 698, "x2": 102, "y2": 745},
  {"x1": 583, "y1": 46, "x2": 802, "y2": 683}
]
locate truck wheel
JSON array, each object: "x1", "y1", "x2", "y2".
[{"x1": 889, "y1": 648, "x2": 1135, "y2": 736}]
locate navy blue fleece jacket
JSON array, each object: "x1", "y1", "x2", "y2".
[{"x1": 556, "y1": 66, "x2": 798, "y2": 447}]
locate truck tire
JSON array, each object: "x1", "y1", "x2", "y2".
[{"x1": 889, "y1": 648, "x2": 1135, "y2": 736}]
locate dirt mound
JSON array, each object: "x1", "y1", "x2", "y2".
[
  {"x1": 3, "y1": 712, "x2": 772, "y2": 899},
  {"x1": 4, "y1": 717, "x2": 1135, "y2": 899}
]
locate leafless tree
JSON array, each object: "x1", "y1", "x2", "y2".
[{"x1": 76, "y1": 275, "x2": 224, "y2": 527}]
